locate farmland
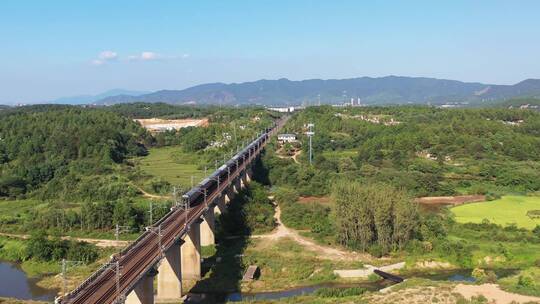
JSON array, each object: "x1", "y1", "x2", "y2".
[
  {"x1": 135, "y1": 146, "x2": 205, "y2": 189},
  {"x1": 451, "y1": 196, "x2": 540, "y2": 229}
]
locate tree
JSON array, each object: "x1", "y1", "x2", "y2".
[{"x1": 333, "y1": 181, "x2": 419, "y2": 254}]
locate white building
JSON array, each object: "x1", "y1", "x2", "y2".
[
  {"x1": 277, "y1": 133, "x2": 297, "y2": 143},
  {"x1": 268, "y1": 106, "x2": 296, "y2": 113}
]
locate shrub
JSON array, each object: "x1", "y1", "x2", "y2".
[
  {"x1": 471, "y1": 268, "x2": 487, "y2": 282},
  {"x1": 315, "y1": 287, "x2": 366, "y2": 298},
  {"x1": 368, "y1": 244, "x2": 384, "y2": 258},
  {"x1": 485, "y1": 270, "x2": 497, "y2": 283},
  {"x1": 518, "y1": 275, "x2": 535, "y2": 288},
  {"x1": 533, "y1": 225, "x2": 540, "y2": 236}
]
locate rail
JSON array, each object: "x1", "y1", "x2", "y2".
[{"x1": 58, "y1": 116, "x2": 287, "y2": 304}]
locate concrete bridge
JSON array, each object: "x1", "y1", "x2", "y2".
[{"x1": 57, "y1": 117, "x2": 287, "y2": 304}]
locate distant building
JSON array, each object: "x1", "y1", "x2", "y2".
[
  {"x1": 268, "y1": 106, "x2": 296, "y2": 113},
  {"x1": 277, "y1": 133, "x2": 297, "y2": 143}
]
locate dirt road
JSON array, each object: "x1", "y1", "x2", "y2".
[
  {"x1": 252, "y1": 205, "x2": 368, "y2": 261},
  {"x1": 0, "y1": 232, "x2": 129, "y2": 248}
]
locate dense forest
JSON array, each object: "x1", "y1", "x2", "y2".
[
  {"x1": 266, "y1": 106, "x2": 540, "y2": 265},
  {"x1": 0, "y1": 104, "x2": 278, "y2": 236},
  {"x1": 0, "y1": 108, "x2": 150, "y2": 198},
  {"x1": 263, "y1": 106, "x2": 540, "y2": 197}
]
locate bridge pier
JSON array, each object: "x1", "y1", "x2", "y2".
[
  {"x1": 181, "y1": 220, "x2": 201, "y2": 280},
  {"x1": 240, "y1": 174, "x2": 246, "y2": 190},
  {"x1": 245, "y1": 168, "x2": 252, "y2": 183},
  {"x1": 214, "y1": 195, "x2": 226, "y2": 215},
  {"x1": 233, "y1": 178, "x2": 242, "y2": 194},
  {"x1": 125, "y1": 268, "x2": 157, "y2": 304},
  {"x1": 200, "y1": 208, "x2": 215, "y2": 246},
  {"x1": 156, "y1": 240, "x2": 183, "y2": 302},
  {"x1": 224, "y1": 189, "x2": 233, "y2": 204}
]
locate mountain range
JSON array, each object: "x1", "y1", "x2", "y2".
[
  {"x1": 47, "y1": 89, "x2": 149, "y2": 105},
  {"x1": 94, "y1": 76, "x2": 540, "y2": 106}
]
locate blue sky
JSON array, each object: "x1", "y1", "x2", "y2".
[{"x1": 1, "y1": 0, "x2": 539, "y2": 103}]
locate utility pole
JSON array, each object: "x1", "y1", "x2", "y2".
[
  {"x1": 233, "y1": 121, "x2": 237, "y2": 147},
  {"x1": 181, "y1": 198, "x2": 190, "y2": 229},
  {"x1": 114, "y1": 224, "x2": 131, "y2": 241},
  {"x1": 147, "y1": 224, "x2": 163, "y2": 259},
  {"x1": 110, "y1": 260, "x2": 124, "y2": 303},
  {"x1": 306, "y1": 123, "x2": 315, "y2": 165},
  {"x1": 61, "y1": 259, "x2": 83, "y2": 295},
  {"x1": 148, "y1": 201, "x2": 153, "y2": 226},
  {"x1": 318, "y1": 94, "x2": 321, "y2": 106}
]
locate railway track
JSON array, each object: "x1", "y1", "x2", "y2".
[{"x1": 59, "y1": 128, "x2": 273, "y2": 304}]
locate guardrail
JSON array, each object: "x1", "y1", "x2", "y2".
[{"x1": 58, "y1": 116, "x2": 287, "y2": 304}]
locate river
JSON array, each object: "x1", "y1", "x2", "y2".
[
  {"x1": 0, "y1": 260, "x2": 58, "y2": 301},
  {"x1": 0, "y1": 260, "x2": 516, "y2": 303}
]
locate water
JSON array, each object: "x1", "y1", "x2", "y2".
[
  {"x1": 185, "y1": 268, "x2": 517, "y2": 303},
  {"x1": 227, "y1": 281, "x2": 390, "y2": 302},
  {"x1": 0, "y1": 259, "x2": 515, "y2": 303},
  {"x1": 0, "y1": 260, "x2": 58, "y2": 301}
]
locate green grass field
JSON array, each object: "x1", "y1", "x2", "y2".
[
  {"x1": 451, "y1": 195, "x2": 540, "y2": 229},
  {"x1": 137, "y1": 146, "x2": 205, "y2": 188},
  {"x1": 321, "y1": 149, "x2": 357, "y2": 159}
]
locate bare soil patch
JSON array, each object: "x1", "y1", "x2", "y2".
[
  {"x1": 453, "y1": 283, "x2": 540, "y2": 304},
  {"x1": 297, "y1": 196, "x2": 333, "y2": 206},
  {"x1": 415, "y1": 195, "x2": 485, "y2": 206},
  {"x1": 135, "y1": 118, "x2": 208, "y2": 132},
  {"x1": 252, "y1": 205, "x2": 367, "y2": 261}
]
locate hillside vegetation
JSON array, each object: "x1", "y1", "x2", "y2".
[
  {"x1": 265, "y1": 106, "x2": 540, "y2": 197},
  {"x1": 0, "y1": 104, "x2": 278, "y2": 238}
]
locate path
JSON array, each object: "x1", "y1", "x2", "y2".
[
  {"x1": 275, "y1": 148, "x2": 301, "y2": 164},
  {"x1": 134, "y1": 184, "x2": 171, "y2": 200},
  {"x1": 0, "y1": 232, "x2": 129, "y2": 248},
  {"x1": 291, "y1": 150, "x2": 302, "y2": 164},
  {"x1": 252, "y1": 205, "x2": 368, "y2": 261}
]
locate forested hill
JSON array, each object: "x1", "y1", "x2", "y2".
[
  {"x1": 96, "y1": 76, "x2": 540, "y2": 106},
  {"x1": 0, "y1": 108, "x2": 151, "y2": 198}
]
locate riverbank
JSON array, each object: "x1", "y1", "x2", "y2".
[
  {"x1": 0, "y1": 298, "x2": 46, "y2": 304},
  {"x1": 0, "y1": 235, "x2": 116, "y2": 295}
]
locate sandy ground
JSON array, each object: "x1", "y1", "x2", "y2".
[
  {"x1": 0, "y1": 232, "x2": 129, "y2": 248},
  {"x1": 135, "y1": 118, "x2": 208, "y2": 132},
  {"x1": 453, "y1": 283, "x2": 540, "y2": 304},
  {"x1": 366, "y1": 285, "x2": 457, "y2": 304},
  {"x1": 415, "y1": 195, "x2": 486, "y2": 205},
  {"x1": 252, "y1": 205, "x2": 368, "y2": 261},
  {"x1": 334, "y1": 262, "x2": 405, "y2": 278}
]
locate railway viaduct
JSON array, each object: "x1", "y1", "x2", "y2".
[{"x1": 56, "y1": 117, "x2": 287, "y2": 304}]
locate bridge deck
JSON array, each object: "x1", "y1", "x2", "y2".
[{"x1": 59, "y1": 117, "x2": 287, "y2": 304}]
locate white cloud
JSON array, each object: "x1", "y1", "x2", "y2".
[
  {"x1": 141, "y1": 51, "x2": 158, "y2": 60},
  {"x1": 92, "y1": 50, "x2": 118, "y2": 65},
  {"x1": 92, "y1": 50, "x2": 189, "y2": 65},
  {"x1": 128, "y1": 52, "x2": 191, "y2": 61},
  {"x1": 99, "y1": 50, "x2": 118, "y2": 60}
]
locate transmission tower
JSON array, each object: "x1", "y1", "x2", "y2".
[
  {"x1": 306, "y1": 123, "x2": 315, "y2": 165},
  {"x1": 114, "y1": 224, "x2": 131, "y2": 241},
  {"x1": 61, "y1": 259, "x2": 83, "y2": 295}
]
